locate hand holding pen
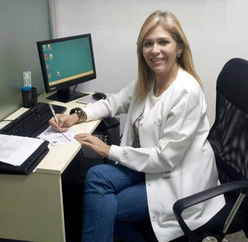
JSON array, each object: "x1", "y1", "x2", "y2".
[{"x1": 49, "y1": 104, "x2": 70, "y2": 141}]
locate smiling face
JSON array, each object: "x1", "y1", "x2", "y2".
[{"x1": 142, "y1": 25, "x2": 182, "y2": 81}]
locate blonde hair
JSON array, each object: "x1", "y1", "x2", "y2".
[{"x1": 137, "y1": 10, "x2": 202, "y2": 100}]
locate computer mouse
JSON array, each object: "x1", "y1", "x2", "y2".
[{"x1": 92, "y1": 91, "x2": 107, "y2": 100}]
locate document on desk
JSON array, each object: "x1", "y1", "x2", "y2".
[
  {"x1": 76, "y1": 94, "x2": 110, "y2": 104},
  {"x1": 0, "y1": 134, "x2": 45, "y2": 166},
  {"x1": 38, "y1": 126, "x2": 77, "y2": 146},
  {"x1": 76, "y1": 95, "x2": 97, "y2": 104}
]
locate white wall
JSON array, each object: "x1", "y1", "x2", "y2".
[{"x1": 50, "y1": 0, "x2": 248, "y2": 134}]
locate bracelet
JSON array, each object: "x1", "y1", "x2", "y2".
[{"x1": 69, "y1": 107, "x2": 86, "y2": 124}]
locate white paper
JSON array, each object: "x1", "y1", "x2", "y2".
[
  {"x1": 76, "y1": 94, "x2": 110, "y2": 104},
  {"x1": 0, "y1": 134, "x2": 45, "y2": 166},
  {"x1": 38, "y1": 126, "x2": 77, "y2": 146},
  {"x1": 76, "y1": 95, "x2": 97, "y2": 104}
]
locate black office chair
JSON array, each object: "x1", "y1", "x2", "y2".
[
  {"x1": 171, "y1": 58, "x2": 248, "y2": 242},
  {"x1": 132, "y1": 58, "x2": 248, "y2": 242}
]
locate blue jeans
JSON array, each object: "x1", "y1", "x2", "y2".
[{"x1": 81, "y1": 164, "x2": 150, "y2": 242}]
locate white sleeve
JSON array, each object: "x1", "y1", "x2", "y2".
[
  {"x1": 83, "y1": 80, "x2": 138, "y2": 121},
  {"x1": 108, "y1": 90, "x2": 205, "y2": 173}
]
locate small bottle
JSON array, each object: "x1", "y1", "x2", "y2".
[{"x1": 23, "y1": 71, "x2": 32, "y2": 88}]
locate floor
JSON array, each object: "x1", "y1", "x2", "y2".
[{"x1": 225, "y1": 231, "x2": 247, "y2": 242}]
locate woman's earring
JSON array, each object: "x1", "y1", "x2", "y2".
[{"x1": 177, "y1": 53, "x2": 181, "y2": 58}]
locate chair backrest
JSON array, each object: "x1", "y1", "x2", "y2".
[{"x1": 207, "y1": 58, "x2": 248, "y2": 235}]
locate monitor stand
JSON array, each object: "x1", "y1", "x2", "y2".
[{"x1": 47, "y1": 88, "x2": 89, "y2": 103}]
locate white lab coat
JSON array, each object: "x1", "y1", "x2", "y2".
[{"x1": 83, "y1": 68, "x2": 225, "y2": 242}]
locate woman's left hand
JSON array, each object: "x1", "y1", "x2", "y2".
[{"x1": 75, "y1": 133, "x2": 110, "y2": 158}]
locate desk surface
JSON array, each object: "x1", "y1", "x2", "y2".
[
  {"x1": 0, "y1": 92, "x2": 100, "y2": 175},
  {"x1": 0, "y1": 91, "x2": 101, "y2": 242}
]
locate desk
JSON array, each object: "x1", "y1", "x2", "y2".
[{"x1": 0, "y1": 92, "x2": 100, "y2": 242}]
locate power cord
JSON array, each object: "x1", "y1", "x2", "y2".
[{"x1": 73, "y1": 85, "x2": 78, "y2": 92}]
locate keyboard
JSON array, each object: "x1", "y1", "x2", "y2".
[{"x1": 0, "y1": 102, "x2": 67, "y2": 138}]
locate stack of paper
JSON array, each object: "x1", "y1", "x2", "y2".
[{"x1": 0, "y1": 134, "x2": 45, "y2": 166}]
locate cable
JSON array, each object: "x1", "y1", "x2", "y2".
[
  {"x1": 73, "y1": 85, "x2": 78, "y2": 92},
  {"x1": 79, "y1": 149, "x2": 85, "y2": 157}
]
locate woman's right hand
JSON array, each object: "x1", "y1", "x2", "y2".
[{"x1": 49, "y1": 113, "x2": 79, "y2": 132}]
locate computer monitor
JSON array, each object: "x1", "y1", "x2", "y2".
[{"x1": 37, "y1": 33, "x2": 96, "y2": 103}]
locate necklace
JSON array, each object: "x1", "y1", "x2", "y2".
[
  {"x1": 154, "y1": 86, "x2": 159, "y2": 97},
  {"x1": 154, "y1": 82, "x2": 160, "y2": 97}
]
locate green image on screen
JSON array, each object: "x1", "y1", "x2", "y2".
[{"x1": 42, "y1": 37, "x2": 94, "y2": 85}]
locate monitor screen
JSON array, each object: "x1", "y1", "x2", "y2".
[{"x1": 37, "y1": 33, "x2": 96, "y2": 103}]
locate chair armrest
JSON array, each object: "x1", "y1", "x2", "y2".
[{"x1": 173, "y1": 180, "x2": 248, "y2": 242}]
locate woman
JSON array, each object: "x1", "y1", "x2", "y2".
[{"x1": 50, "y1": 10, "x2": 225, "y2": 242}]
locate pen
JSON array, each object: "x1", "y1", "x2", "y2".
[
  {"x1": 49, "y1": 104, "x2": 59, "y2": 126},
  {"x1": 49, "y1": 104, "x2": 71, "y2": 142}
]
